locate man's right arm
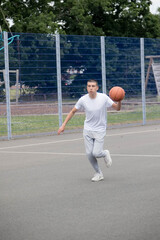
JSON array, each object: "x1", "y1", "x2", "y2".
[{"x1": 57, "y1": 107, "x2": 78, "y2": 135}]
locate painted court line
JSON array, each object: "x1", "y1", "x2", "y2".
[
  {"x1": 0, "y1": 151, "x2": 85, "y2": 156},
  {"x1": 0, "y1": 151, "x2": 160, "y2": 158},
  {"x1": 112, "y1": 153, "x2": 160, "y2": 158},
  {"x1": 0, "y1": 127, "x2": 159, "y2": 151},
  {"x1": 0, "y1": 137, "x2": 83, "y2": 150},
  {"x1": 106, "y1": 128, "x2": 160, "y2": 137}
]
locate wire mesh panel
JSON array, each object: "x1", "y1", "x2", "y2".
[
  {"x1": 144, "y1": 38, "x2": 160, "y2": 125},
  {"x1": 60, "y1": 35, "x2": 102, "y2": 130},
  {"x1": 105, "y1": 37, "x2": 143, "y2": 127},
  {"x1": 1, "y1": 33, "x2": 160, "y2": 140},
  {"x1": 8, "y1": 33, "x2": 58, "y2": 137}
]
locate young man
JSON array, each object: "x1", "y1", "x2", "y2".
[{"x1": 58, "y1": 79, "x2": 121, "y2": 182}]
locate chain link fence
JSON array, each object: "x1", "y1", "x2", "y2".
[{"x1": 0, "y1": 32, "x2": 160, "y2": 140}]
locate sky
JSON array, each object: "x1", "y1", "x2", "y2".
[{"x1": 150, "y1": 0, "x2": 160, "y2": 14}]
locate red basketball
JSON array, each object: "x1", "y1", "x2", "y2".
[{"x1": 109, "y1": 86, "x2": 125, "y2": 101}]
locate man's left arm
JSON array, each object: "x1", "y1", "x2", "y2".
[{"x1": 112, "y1": 101, "x2": 121, "y2": 111}]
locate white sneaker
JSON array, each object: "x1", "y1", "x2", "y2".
[
  {"x1": 91, "y1": 173, "x2": 104, "y2": 182},
  {"x1": 104, "y1": 150, "x2": 112, "y2": 167}
]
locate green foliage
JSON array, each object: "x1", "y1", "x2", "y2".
[
  {"x1": 53, "y1": 0, "x2": 160, "y2": 38},
  {"x1": 0, "y1": 0, "x2": 64, "y2": 34},
  {"x1": 0, "y1": 0, "x2": 160, "y2": 38}
]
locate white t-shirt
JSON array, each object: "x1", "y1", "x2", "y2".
[{"x1": 75, "y1": 92, "x2": 114, "y2": 132}]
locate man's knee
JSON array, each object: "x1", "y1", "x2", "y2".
[
  {"x1": 92, "y1": 149, "x2": 102, "y2": 158},
  {"x1": 86, "y1": 151, "x2": 93, "y2": 158}
]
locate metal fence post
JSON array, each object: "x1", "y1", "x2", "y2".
[
  {"x1": 56, "y1": 34, "x2": 63, "y2": 127},
  {"x1": 101, "y1": 36, "x2": 106, "y2": 94},
  {"x1": 140, "y1": 38, "x2": 146, "y2": 125},
  {"x1": 100, "y1": 36, "x2": 108, "y2": 127},
  {"x1": 4, "y1": 31, "x2": 12, "y2": 140}
]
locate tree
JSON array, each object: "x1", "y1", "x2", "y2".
[
  {"x1": 53, "y1": 0, "x2": 160, "y2": 38},
  {"x1": 142, "y1": 13, "x2": 160, "y2": 38},
  {"x1": 0, "y1": 0, "x2": 64, "y2": 34},
  {"x1": 1, "y1": 0, "x2": 160, "y2": 38}
]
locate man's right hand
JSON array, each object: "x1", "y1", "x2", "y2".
[
  {"x1": 57, "y1": 107, "x2": 77, "y2": 135},
  {"x1": 58, "y1": 125, "x2": 65, "y2": 135}
]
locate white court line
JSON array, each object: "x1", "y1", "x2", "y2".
[
  {"x1": 0, "y1": 151, "x2": 85, "y2": 156},
  {"x1": 106, "y1": 128, "x2": 160, "y2": 137},
  {"x1": 0, "y1": 137, "x2": 83, "y2": 150},
  {"x1": 0, "y1": 151, "x2": 160, "y2": 158},
  {"x1": 0, "y1": 128, "x2": 160, "y2": 151},
  {"x1": 112, "y1": 154, "x2": 160, "y2": 158}
]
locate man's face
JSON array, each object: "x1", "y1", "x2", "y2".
[{"x1": 87, "y1": 82, "x2": 99, "y2": 96}]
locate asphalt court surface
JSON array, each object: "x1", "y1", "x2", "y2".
[{"x1": 1, "y1": 124, "x2": 160, "y2": 240}]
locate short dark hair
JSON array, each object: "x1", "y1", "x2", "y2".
[{"x1": 87, "y1": 79, "x2": 98, "y2": 86}]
